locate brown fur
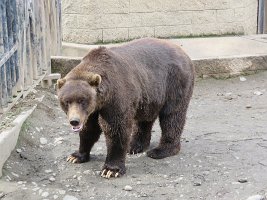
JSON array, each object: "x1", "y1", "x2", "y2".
[{"x1": 57, "y1": 38, "x2": 195, "y2": 178}]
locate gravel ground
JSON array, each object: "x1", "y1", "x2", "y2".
[{"x1": 0, "y1": 71, "x2": 267, "y2": 200}]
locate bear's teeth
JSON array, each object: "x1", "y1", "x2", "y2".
[{"x1": 72, "y1": 125, "x2": 83, "y2": 132}]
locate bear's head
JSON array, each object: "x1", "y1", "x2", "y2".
[{"x1": 57, "y1": 72, "x2": 101, "y2": 132}]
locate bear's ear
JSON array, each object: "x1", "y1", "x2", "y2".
[
  {"x1": 57, "y1": 78, "x2": 66, "y2": 89},
  {"x1": 88, "y1": 74, "x2": 101, "y2": 87}
]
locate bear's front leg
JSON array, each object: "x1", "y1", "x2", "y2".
[
  {"x1": 100, "y1": 118, "x2": 131, "y2": 178},
  {"x1": 67, "y1": 112, "x2": 101, "y2": 164}
]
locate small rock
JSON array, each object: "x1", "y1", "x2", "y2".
[
  {"x1": 45, "y1": 169, "x2": 53, "y2": 174},
  {"x1": 49, "y1": 177, "x2": 56, "y2": 182},
  {"x1": 17, "y1": 181, "x2": 24, "y2": 185},
  {"x1": 58, "y1": 190, "x2": 66, "y2": 195},
  {"x1": 254, "y1": 91, "x2": 263, "y2": 96},
  {"x1": 0, "y1": 192, "x2": 4, "y2": 198},
  {"x1": 141, "y1": 193, "x2": 148, "y2": 197},
  {"x1": 246, "y1": 105, "x2": 252, "y2": 109},
  {"x1": 239, "y1": 76, "x2": 247, "y2": 82},
  {"x1": 53, "y1": 195, "x2": 59, "y2": 199},
  {"x1": 124, "y1": 185, "x2": 133, "y2": 191},
  {"x1": 63, "y1": 195, "x2": 78, "y2": 200},
  {"x1": 83, "y1": 170, "x2": 91, "y2": 175},
  {"x1": 16, "y1": 149, "x2": 22, "y2": 153},
  {"x1": 246, "y1": 195, "x2": 266, "y2": 200},
  {"x1": 238, "y1": 178, "x2": 248, "y2": 183},
  {"x1": 40, "y1": 137, "x2": 48, "y2": 145},
  {"x1": 11, "y1": 172, "x2": 19, "y2": 177},
  {"x1": 32, "y1": 187, "x2": 39, "y2": 192},
  {"x1": 193, "y1": 182, "x2": 202, "y2": 186},
  {"x1": 36, "y1": 127, "x2": 40, "y2": 132},
  {"x1": 38, "y1": 189, "x2": 43, "y2": 195},
  {"x1": 73, "y1": 175, "x2": 77, "y2": 179},
  {"x1": 54, "y1": 137, "x2": 64, "y2": 144},
  {"x1": 41, "y1": 192, "x2": 49, "y2": 197}
]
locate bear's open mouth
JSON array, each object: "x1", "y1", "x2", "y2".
[{"x1": 71, "y1": 124, "x2": 83, "y2": 132}]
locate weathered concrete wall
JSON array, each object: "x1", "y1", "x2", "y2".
[{"x1": 62, "y1": 0, "x2": 258, "y2": 44}]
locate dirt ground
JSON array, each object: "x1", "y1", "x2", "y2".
[{"x1": 0, "y1": 71, "x2": 267, "y2": 200}]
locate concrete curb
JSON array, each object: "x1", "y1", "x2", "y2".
[
  {"x1": 193, "y1": 55, "x2": 267, "y2": 78},
  {"x1": 51, "y1": 54, "x2": 267, "y2": 79},
  {"x1": 0, "y1": 106, "x2": 36, "y2": 177}
]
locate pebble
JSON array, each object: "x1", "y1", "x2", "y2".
[
  {"x1": 63, "y1": 195, "x2": 78, "y2": 200},
  {"x1": 240, "y1": 76, "x2": 247, "y2": 82},
  {"x1": 16, "y1": 149, "x2": 22, "y2": 153},
  {"x1": 32, "y1": 187, "x2": 40, "y2": 191},
  {"x1": 246, "y1": 195, "x2": 266, "y2": 200},
  {"x1": 193, "y1": 182, "x2": 202, "y2": 186},
  {"x1": 11, "y1": 172, "x2": 19, "y2": 177},
  {"x1": 238, "y1": 178, "x2": 248, "y2": 183},
  {"x1": 58, "y1": 190, "x2": 66, "y2": 195},
  {"x1": 246, "y1": 105, "x2": 252, "y2": 109},
  {"x1": 38, "y1": 189, "x2": 43, "y2": 195},
  {"x1": 41, "y1": 191, "x2": 49, "y2": 197},
  {"x1": 45, "y1": 169, "x2": 53, "y2": 174},
  {"x1": 49, "y1": 177, "x2": 56, "y2": 182},
  {"x1": 0, "y1": 192, "x2": 4, "y2": 198},
  {"x1": 254, "y1": 91, "x2": 263, "y2": 96},
  {"x1": 54, "y1": 137, "x2": 64, "y2": 144},
  {"x1": 124, "y1": 185, "x2": 133, "y2": 191},
  {"x1": 83, "y1": 170, "x2": 91, "y2": 175},
  {"x1": 53, "y1": 195, "x2": 59, "y2": 199},
  {"x1": 40, "y1": 137, "x2": 48, "y2": 145}
]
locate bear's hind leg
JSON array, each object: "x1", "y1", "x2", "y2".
[
  {"x1": 147, "y1": 100, "x2": 189, "y2": 159},
  {"x1": 67, "y1": 112, "x2": 101, "y2": 164},
  {"x1": 129, "y1": 120, "x2": 154, "y2": 154}
]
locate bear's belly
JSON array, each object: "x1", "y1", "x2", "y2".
[{"x1": 135, "y1": 103, "x2": 161, "y2": 121}]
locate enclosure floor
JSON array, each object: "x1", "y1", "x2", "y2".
[{"x1": 0, "y1": 71, "x2": 267, "y2": 200}]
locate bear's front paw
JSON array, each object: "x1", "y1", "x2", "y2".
[
  {"x1": 100, "y1": 163, "x2": 126, "y2": 179},
  {"x1": 147, "y1": 146, "x2": 180, "y2": 159},
  {"x1": 129, "y1": 142, "x2": 146, "y2": 154},
  {"x1": 66, "y1": 151, "x2": 90, "y2": 163}
]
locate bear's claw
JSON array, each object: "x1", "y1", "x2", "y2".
[
  {"x1": 66, "y1": 155, "x2": 78, "y2": 163},
  {"x1": 100, "y1": 169, "x2": 120, "y2": 179},
  {"x1": 66, "y1": 152, "x2": 90, "y2": 164}
]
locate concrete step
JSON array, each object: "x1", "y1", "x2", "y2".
[{"x1": 53, "y1": 35, "x2": 267, "y2": 78}]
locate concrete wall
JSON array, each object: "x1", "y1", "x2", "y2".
[{"x1": 62, "y1": 0, "x2": 258, "y2": 44}]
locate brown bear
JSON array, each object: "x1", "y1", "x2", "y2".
[{"x1": 57, "y1": 38, "x2": 195, "y2": 179}]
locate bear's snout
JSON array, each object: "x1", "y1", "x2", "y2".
[{"x1": 69, "y1": 118, "x2": 80, "y2": 127}]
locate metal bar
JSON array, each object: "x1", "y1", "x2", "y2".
[
  {"x1": 0, "y1": 0, "x2": 9, "y2": 106},
  {"x1": 0, "y1": 43, "x2": 18, "y2": 67},
  {"x1": 0, "y1": 1, "x2": 5, "y2": 110},
  {"x1": 258, "y1": 0, "x2": 265, "y2": 34}
]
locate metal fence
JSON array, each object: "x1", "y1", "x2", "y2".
[
  {"x1": 0, "y1": 0, "x2": 61, "y2": 114},
  {"x1": 258, "y1": 0, "x2": 267, "y2": 33}
]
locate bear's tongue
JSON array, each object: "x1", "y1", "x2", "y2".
[{"x1": 72, "y1": 124, "x2": 83, "y2": 132}]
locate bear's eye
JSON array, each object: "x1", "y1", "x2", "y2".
[
  {"x1": 64, "y1": 100, "x2": 70, "y2": 107},
  {"x1": 78, "y1": 99, "x2": 86, "y2": 104}
]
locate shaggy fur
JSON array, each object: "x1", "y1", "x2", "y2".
[{"x1": 57, "y1": 38, "x2": 195, "y2": 178}]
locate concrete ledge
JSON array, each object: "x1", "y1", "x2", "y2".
[
  {"x1": 193, "y1": 55, "x2": 267, "y2": 78},
  {"x1": 51, "y1": 54, "x2": 267, "y2": 79},
  {"x1": 55, "y1": 36, "x2": 267, "y2": 78},
  {"x1": 0, "y1": 106, "x2": 36, "y2": 177},
  {"x1": 51, "y1": 56, "x2": 82, "y2": 77}
]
